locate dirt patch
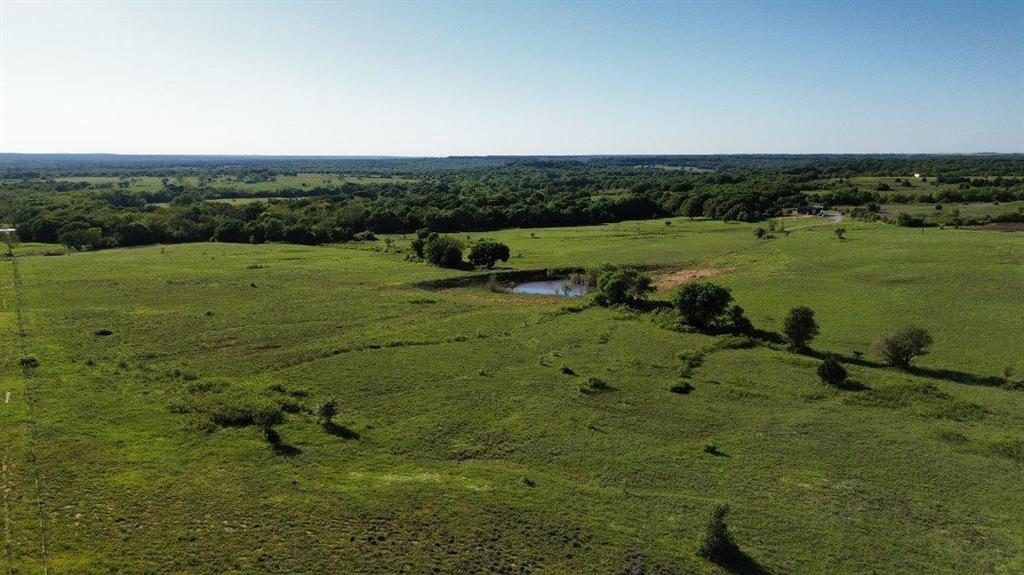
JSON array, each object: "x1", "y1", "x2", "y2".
[{"x1": 654, "y1": 267, "x2": 732, "y2": 291}]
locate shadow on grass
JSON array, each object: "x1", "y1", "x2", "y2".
[
  {"x1": 324, "y1": 421, "x2": 360, "y2": 439},
  {"x1": 271, "y1": 442, "x2": 302, "y2": 457},
  {"x1": 714, "y1": 551, "x2": 773, "y2": 575},
  {"x1": 748, "y1": 328, "x2": 786, "y2": 346},
  {"x1": 703, "y1": 445, "x2": 730, "y2": 458},
  {"x1": 836, "y1": 378, "x2": 870, "y2": 391},
  {"x1": 820, "y1": 351, "x2": 1007, "y2": 388},
  {"x1": 907, "y1": 366, "x2": 1005, "y2": 387}
]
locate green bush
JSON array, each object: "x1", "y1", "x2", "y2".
[
  {"x1": 875, "y1": 326, "x2": 934, "y2": 369},
  {"x1": 783, "y1": 306, "x2": 819, "y2": 351},
  {"x1": 671, "y1": 282, "x2": 733, "y2": 330},
  {"x1": 467, "y1": 239, "x2": 510, "y2": 269},
  {"x1": 423, "y1": 235, "x2": 465, "y2": 268},
  {"x1": 697, "y1": 504, "x2": 740, "y2": 563},
  {"x1": 592, "y1": 267, "x2": 654, "y2": 307},
  {"x1": 817, "y1": 355, "x2": 848, "y2": 387}
]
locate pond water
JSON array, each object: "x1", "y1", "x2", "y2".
[{"x1": 511, "y1": 279, "x2": 590, "y2": 297}]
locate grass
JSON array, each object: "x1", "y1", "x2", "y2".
[
  {"x1": 841, "y1": 201, "x2": 1024, "y2": 225},
  {"x1": 1, "y1": 218, "x2": 1021, "y2": 573}
]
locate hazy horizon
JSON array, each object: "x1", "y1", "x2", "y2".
[{"x1": 2, "y1": 1, "x2": 1022, "y2": 155}]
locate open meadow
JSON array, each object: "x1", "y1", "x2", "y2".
[{"x1": 2, "y1": 217, "x2": 1022, "y2": 574}]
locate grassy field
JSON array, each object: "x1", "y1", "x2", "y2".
[
  {"x1": 1, "y1": 218, "x2": 1022, "y2": 573},
  {"x1": 839, "y1": 201, "x2": 1024, "y2": 225}
]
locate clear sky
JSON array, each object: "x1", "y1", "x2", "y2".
[{"x1": 1, "y1": 0, "x2": 1022, "y2": 155}]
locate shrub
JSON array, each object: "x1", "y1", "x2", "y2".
[
  {"x1": 410, "y1": 237, "x2": 428, "y2": 258},
  {"x1": 817, "y1": 355, "x2": 848, "y2": 387},
  {"x1": 254, "y1": 406, "x2": 284, "y2": 444},
  {"x1": 697, "y1": 504, "x2": 740, "y2": 562},
  {"x1": 711, "y1": 335, "x2": 757, "y2": 350},
  {"x1": 423, "y1": 235, "x2": 465, "y2": 268},
  {"x1": 560, "y1": 366, "x2": 575, "y2": 375},
  {"x1": 783, "y1": 306, "x2": 819, "y2": 351},
  {"x1": 875, "y1": 326, "x2": 934, "y2": 369},
  {"x1": 592, "y1": 267, "x2": 654, "y2": 307},
  {"x1": 353, "y1": 230, "x2": 377, "y2": 241},
  {"x1": 20, "y1": 355, "x2": 40, "y2": 368},
  {"x1": 728, "y1": 305, "x2": 753, "y2": 334},
  {"x1": 318, "y1": 399, "x2": 339, "y2": 425},
  {"x1": 671, "y1": 282, "x2": 733, "y2": 330},
  {"x1": 896, "y1": 213, "x2": 927, "y2": 227},
  {"x1": 467, "y1": 239, "x2": 510, "y2": 269},
  {"x1": 834, "y1": 227, "x2": 846, "y2": 239}
]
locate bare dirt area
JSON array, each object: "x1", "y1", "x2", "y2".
[{"x1": 653, "y1": 267, "x2": 732, "y2": 292}]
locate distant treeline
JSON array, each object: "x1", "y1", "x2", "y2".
[
  {"x1": 3, "y1": 153, "x2": 1023, "y2": 178},
  {"x1": 1, "y1": 155, "x2": 1022, "y2": 250},
  {"x1": 1, "y1": 172, "x2": 804, "y2": 248}
]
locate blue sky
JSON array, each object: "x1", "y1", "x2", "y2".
[{"x1": 1, "y1": 1, "x2": 1021, "y2": 154}]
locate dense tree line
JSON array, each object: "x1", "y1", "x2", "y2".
[
  {"x1": 1, "y1": 155, "x2": 1021, "y2": 250},
  {"x1": 3, "y1": 153, "x2": 1022, "y2": 178}
]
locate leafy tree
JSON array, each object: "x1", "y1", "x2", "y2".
[
  {"x1": 58, "y1": 226, "x2": 103, "y2": 251},
  {"x1": 875, "y1": 326, "x2": 934, "y2": 369},
  {"x1": 467, "y1": 239, "x2": 510, "y2": 268},
  {"x1": 410, "y1": 229, "x2": 433, "y2": 258},
  {"x1": 817, "y1": 355, "x2": 848, "y2": 386},
  {"x1": 2, "y1": 230, "x2": 18, "y2": 257},
  {"x1": 783, "y1": 306, "x2": 819, "y2": 351},
  {"x1": 896, "y1": 213, "x2": 926, "y2": 227},
  {"x1": 671, "y1": 282, "x2": 733, "y2": 330},
  {"x1": 318, "y1": 399, "x2": 338, "y2": 425},
  {"x1": 253, "y1": 407, "x2": 284, "y2": 444},
  {"x1": 697, "y1": 504, "x2": 740, "y2": 563},
  {"x1": 593, "y1": 267, "x2": 654, "y2": 307},
  {"x1": 423, "y1": 235, "x2": 464, "y2": 268},
  {"x1": 118, "y1": 221, "x2": 152, "y2": 246},
  {"x1": 754, "y1": 227, "x2": 766, "y2": 239},
  {"x1": 834, "y1": 227, "x2": 846, "y2": 239}
]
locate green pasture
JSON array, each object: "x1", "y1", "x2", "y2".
[
  {"x1": 844, "y1": 201, "x2": 1024, "y2": 224},
  {"x1": 1, "y1": 218, "x2": 1021, "y2": 573}
]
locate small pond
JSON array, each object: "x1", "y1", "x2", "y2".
[{"x1": 511, "y1": 279, "x2": 590, "y2": 297}]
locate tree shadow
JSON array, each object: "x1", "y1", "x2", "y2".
[
  {"x1": 824, "y1": 352, "x2": 1005, "y2": 388},
  {"x1": 907, "y1": 366, "x2": 1005, "y2": 387},
  {"x1": 703, "y1": 445, "x2": 730, "y2": 457},
  {"x1": 271, "y1": 442, "x2": 303, "y2": 457},
  {"x1": 837, "y1": 378, "x2": 870, "y2": 391},
  {"x1": 713, "y1": 551, "x2": 773, "y2": 575},
  {"x1": 748, "y1": 328, "x2": 786, "y2": 345},
  {"x1": 324, "y1": 421, "x2": 360, "y2": 439}
]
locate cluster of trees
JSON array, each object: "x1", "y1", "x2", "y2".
[
  {"x1": 812, "y1": 185, "x2": 1024, "y2": 209},
  {"x1": 3, "y1": 154, "x2": 1021, "y2": 251},
  {"x1": 409, "y1": 230, "x2": 511, "y2": 270},
  {"x1": 589, "y1": 267, "x2": 938, "y2": 389}
]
